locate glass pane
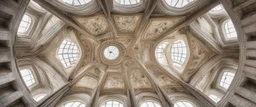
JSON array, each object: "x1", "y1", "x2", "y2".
[
  {"x1": 165, "y1": 0, "x2": 195, "y2": 8},
  {"x1": 20, "y1": 69, "x2": 35, "y2": 87},
  {"x1": 115, "y1": 0, "x2": 141, "y2": 5},
  {"x1": 104, "y1": 46, "x2": 120, "y2": 60},
  {"x1": 224, "y1": 20, "x2": 237, "y2": 39},
  {"x1": 101, "y1": 100, "x2": 123, "y2": 107},
  {"x1": 57, "y1": 40, "x2": 80, "y2": 68},
  {"x1": 170, "y1": 40, "x2": 187, "y2": 67},
  {"x1": 62, "y1": 101, "x2": 86, "y2": 107},
  {"x1": 60, "y1": 0, "x2": 91, "y2": 5},
  {"x1": 17, "y1": 14, "x2": 32, "y2": 35}
]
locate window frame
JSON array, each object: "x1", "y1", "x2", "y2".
[
  {"x1": 174, "y1": 101, "x2": 195, "y2": 107},
  {"x1": 112, "y1": 0, "x2": 145, "y2": 13},
  {"x1": 17, "y1": 13, "x2": 35, "y2": 37},
  {"x1": 219, "y1": 71, "x2": 234, "y2": 89},
  {"x1": 154, "y1": 38, "x2": 190, "y2": 73},
  {"x1": 114, "y1": 0, "x2": 143, "y2": 6},
  {"x1": 103, "y1": 45, "x2": 120, "y2": 60},
  {"x1": 158, "y1": 0, "x2": 199, "y2": 15},
  {"x1": 19, "y1": 66, "x2": 38, "y2": 89},
  {"x1": 100, "y1": 100, "x2": 124, "y2": 107},
  {"x1": 164, "y1": 0, "x2": 196, "y2": 8},
  {"x1": 60, "y1": 101, "x2": 86, "y2": 107},
  {"x1": 139, "y1": 100, "x2": 161, "y2": 107},
  {"x1": 58, "y1": 0, "x2": 92, "y2": 6},
  {"x1": 216, "y1": 68, "x2": 236, "y2": 91},
  {"x1": 169, "y1": 40, "x2": 188, "y2": 70},
  {"x1": 57, "y1": 39, "x2": 80, "y2": 68},
  {"x1": 222, "y1": 19, "x2": 238, "y2": 41},
  {"x1": 155, "y1": 41, "x2": 169, "y2": 65}
]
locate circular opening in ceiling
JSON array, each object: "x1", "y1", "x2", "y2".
[{"x1": 104, "y1": 46, "x2": 120, "y2": 60}]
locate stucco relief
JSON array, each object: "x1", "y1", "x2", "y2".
[
  {"x1": 75, "y1": 76, "x2": 98, "y2": 89},
  {"x1": 75, "y1": 15, "x2": 109, "y2": 36},
  {"x1": 142, "y1": 18, "x2": 179, "y2": 40},
  {"x1": 104, "y1": 75, "x2": 125, "y2": 89},
  {"x1": 98, "y1": 32, "x2": 113, "y2": 43},
  {"x1": 183, "y1": 36, "x2": 216, "y2": 81},
  {"x1": 148, "y1": 65, "x2": 178, "y2": 87},
  {"x1": 113, "y1": 15, "x2": 141, "y2": 32},
  {"x1": 130, "y1": 69, "x2": 152, "y2": 89},
  {"x1": 88, "y1": 67, "x2": 101, "y2": 78},
  {"x1": 78, "y1": 37, "x2": 91, "y2": 65},
  {"x1": 163, "y1": 86, "x2": 186, "y2": 95},
  {"x1": 117, "y1": 37, "x2": 134, "y2": 47}
]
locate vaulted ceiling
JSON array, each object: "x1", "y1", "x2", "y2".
[{"x1": 5, "y1": 0, "x2": 248, "y2": 107}]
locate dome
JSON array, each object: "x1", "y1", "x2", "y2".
[{"x1": 0, "y1": 0, "x2": 255, "y2": 107}]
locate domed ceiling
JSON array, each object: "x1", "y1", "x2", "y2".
[{"x1": 12, "y1": 0, "x2": 241, "y2": 106}]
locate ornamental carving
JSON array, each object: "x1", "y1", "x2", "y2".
[
  {"x1": 148, "y1": 65, "x2": 178, "y2": 87},
  {"x1": 163, "y1": 86, "x2": 186, "y2": 95},
  {"x1": 113, "y1": 15, "x2": 141, "y2": 32},
  {"x1": 75, "y1": 15, "x2": 109, "y2": 36},
  {"x1": 88, "y1": 67, "x2": 101, "y2": 78},
  {"x1": 104, "y1": 75, "x2": 125, "y2": 89},
  {"x1": 183, "y1": 36, "x2": 216, "y2": 81},
  {"x1": 142, "y1": 18, "x2": 179, "y2": 40},
  {"x1": 130, "y1": 69, "x2": 152, "y2": 89},
  {"x1": 75, "y1": 76, "x2": 98, "y2": 89}
]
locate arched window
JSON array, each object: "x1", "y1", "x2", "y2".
[
  {"x1": 61, "y1": 101, "x2": 86, "y2": 107},
  {"x1": 34, "y1": 94, "x2": 47, "y2": 102},
  {"x1": 101, "y1": 100, "x2": 123, "y2": 107},
  {"x1": 57, "y1": 39, "x2": 80, "y2": 68},
  {"x1": 209, "y1": 95, "x2": 220, "y2": 103},
  {"x1": 60, "y1": 0, "x2": 91, "y2": 5},
  {"x1": 210, "y1": 5, "x2": 223, "y2": 12},
  {"x1": 141, "y1": 101, "x2": 161, "y2": 107},
  {"x1": 170, "y1": 40, "x2": 187, "y2": 67},
  {"x1": 220, "y1": 72, "x2": 234, "y2": 89},
  {"x1": 115, "y1": 0, "x2": 141, "y2": 5},
  {"x1": 165, "y1": 0, "x2": 195, "y2": 8},
  {"x1": 174, "y1": 101, "x2": 194, "y2": 107},
  {"x1": 155, "y1": 42, "x2": 169, "y2": 64},
  {"x1": 17, "y1": 14, "x2": 32, "y2": 35},
  {"x1": 20, "y1": 69, "x2": 35, "y2": 87},
  {"x1": 223, "y1": 20, "x2": 237, "y2": 40}
]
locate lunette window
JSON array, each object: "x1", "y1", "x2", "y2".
[
  {"x1": 101, "y1": 100, "x2": 123, "y2": 107},
  {"x1": 165, "y1": 0, "x2": 195, "y2": 8},
  {"x1": 140, "y1": 101, "x2": 161, "y2": 107},
  {"x1": 220, "y1": 72, "x2": 234, "y2": 89},
  {"x1": 60, "y1": 0, "x2": 91, "y2": 5},
  {"x1": 17, "y1": 14, "x2": 32, "y2": 35},
  {"x1": 61, "y1": 101, "x2": 86, "y2": 107},
  {"x1": 174, "y1": 101, "x2": 194, "y2": 107},
  {"x1": 170, "y1": 40, "x2": 187, "y2": 67},
  {"x1": 115, "y1": 0, "x2": 141, "y2": 5},
  {"x1": 57, "y1": 40, "x2": 80, "y2": 68},
  {"x1": 224, "y1": 20, "x2": 237, "y2": 40},
  {"x1": 20, "y1": 69, "x2": 35, "y2": 87}
]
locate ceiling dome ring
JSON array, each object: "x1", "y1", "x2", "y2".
[
  {"x1": 157, "y1": 0, "x2": 207, "y2": 15},
  {"x1": 99, "y1": 41, "x2": 126, "y2": 65},
  {"x1": 45, "y1": 0, "x2": 100, "y2": 15}
]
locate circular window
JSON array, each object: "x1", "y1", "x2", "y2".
[{"x1": 104, "y1": 46, "x2": 120, "y2": 60}]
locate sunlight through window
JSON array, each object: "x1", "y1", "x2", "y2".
[{"x1": 57, "y1": 40, "x2": 80, "y2": 68}]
